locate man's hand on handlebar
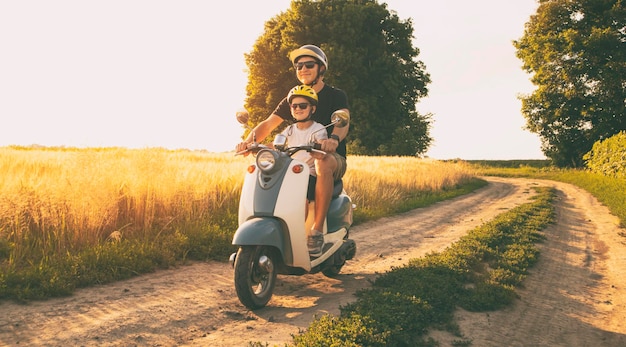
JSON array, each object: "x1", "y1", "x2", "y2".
[
  {"x1": 319, "y1": 137, "x2": 339, "y2": 153},
  {"x1": 235, "y1": 142, "x2": 251, "y2": 156}
]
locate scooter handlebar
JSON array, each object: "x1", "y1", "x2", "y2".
[
  {"x1": 235, "y1": 143, "x2": 268, "y2": 156},
  {"x1": 286, "y1": 143, "x2": 326, "y2": 156},
  {"x1": 311, "y1": 143, "x2": 326, "y2": 155}
]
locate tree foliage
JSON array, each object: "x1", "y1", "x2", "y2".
[
  {"x1": 514, "y1": 0, "x2": 626, "y2": 167},
  {"x1": 243, "y1": 0, "x2": 432, "y2": 156}
]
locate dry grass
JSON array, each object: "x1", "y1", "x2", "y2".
[
  {"x1": 0, "y1": 147, "x2": 476, "y2": 268},
  {"x1": 0, "y1": 147, "x2": 246, "y2": 264},
  {"x1": 344, "y1": 156, "x2": 477, "y2": 218}
]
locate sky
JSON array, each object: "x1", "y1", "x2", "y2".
[{"x1": 0, "y1": 0, "x2": 545, "y2": 160}]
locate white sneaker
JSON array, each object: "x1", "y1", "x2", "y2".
[{"x1": 307, "y1": 230, "x2": 324, "y2": 257}]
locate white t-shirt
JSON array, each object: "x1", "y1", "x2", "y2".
[{"x1": 281, "y1": 122, "x2": 327, "y2": 175}]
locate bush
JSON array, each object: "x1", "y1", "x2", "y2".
[
  {"x1": 583, "y1": 131, "x2": 626, "y2": 178},
  {"x1": 459, "y1": 281, "x2": 517, "y2": 311},
  {"x1": 291, "y1": 314, "x2": 387, "y2": 347}
]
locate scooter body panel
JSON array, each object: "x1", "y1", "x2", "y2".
[
  {"x1": 235, "y1": 158, "x2": 311, "y2": 271},
  {"x1": 272, "y1": 161, "x2": 310, "y2": 270},
  {"x1": 327, "y1": 192, "x2": 353, "y2": 232},
  {"x1": 231, "y1": 217, "x2": 292, "y2": 263}
]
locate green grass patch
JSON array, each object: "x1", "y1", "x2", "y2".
[
  {"x1": 474, "y1": 163, "x2": 626, "y2": 228},
  {"x1": 0, "y1": 224, "x2": 236, "y2": 301},
  {"x1": 288, "y1": 187, "x2": 555, "y2": 346}
]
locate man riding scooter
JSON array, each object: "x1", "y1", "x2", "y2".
[{"x1": 235, "y1": 44, "x2": 350, "y2": 256}]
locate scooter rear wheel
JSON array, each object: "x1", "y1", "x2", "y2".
[
  {"x1": 322, "y1": 264, "x2": 343, "y2": 278},
  {"x1": 233, "y1": 246, "x2": 277, "y2": 310}
]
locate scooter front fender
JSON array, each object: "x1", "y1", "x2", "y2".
[{"x1": 232, "y1": 218, "x2": 292, "y2": 264}]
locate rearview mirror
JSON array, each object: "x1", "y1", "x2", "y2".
[
  {"x1": 236, "y1": 108, "x2": 249, "y2": 125},
  {"x1": 331, "y1": 110, "x2": 349, "y2": 128}
]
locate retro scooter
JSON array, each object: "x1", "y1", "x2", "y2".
[{"x1": 229, "y1": 109, "x2": 356, "y2": 310}]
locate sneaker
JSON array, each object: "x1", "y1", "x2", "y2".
[{"x1": 307, "y1": 230, "x2": 324, "y2": 257}]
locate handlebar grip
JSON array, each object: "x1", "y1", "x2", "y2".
[{"x1": 313, "y1": 143, "x2": 322, "y2": 150}]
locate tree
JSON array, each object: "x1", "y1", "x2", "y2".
[
  {"x1": 243, "y1": 0, "x2": 432, "y2": 156},
  {"x1": 514, "y1": 0, "x2": 626, "y2": 167}
]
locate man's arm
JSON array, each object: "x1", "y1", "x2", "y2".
[
  {"x1": 236, "y1": 113, "x2": 284, "y2": 153},
  {"x1": 245, "y1": 113, "x2": 284, "y2": 143},
  {"x1": 320, "y1": 108, "x2": 350, "y2": 153}
]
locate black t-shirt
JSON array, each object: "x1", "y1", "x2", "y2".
[{"x1": 274, "y1": 84, "x2": 349, "y2": 158}]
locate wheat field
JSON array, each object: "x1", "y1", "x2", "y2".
[{"x1": 0, "y1": 146, "x2": 477, "y2": 268}]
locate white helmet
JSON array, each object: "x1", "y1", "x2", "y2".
[{"x1": 289, "y1": 44, "x2": 328, "y2": 70}]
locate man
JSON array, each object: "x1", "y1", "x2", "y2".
[{"x1": 235, "y1": 44, "x2": 350, "y2": 257}]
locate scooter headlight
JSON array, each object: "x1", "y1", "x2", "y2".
[{"x1": 256, "y1": 150, "x2": 277, "y2": 173}]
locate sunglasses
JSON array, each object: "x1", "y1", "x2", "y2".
[
  {"x1": 294, "y1": 61, "x2": 318, "y2": 70},
  {"x1": 290, "y1": 102, "x2": 310, "y2": 110}
]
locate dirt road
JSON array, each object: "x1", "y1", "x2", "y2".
[{"x1": 1, "y1": 177, "x2": 624, "y2": 346}]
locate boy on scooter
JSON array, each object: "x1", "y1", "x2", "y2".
[{"x1": 281, "y1": 86, "x2": 327, "y2": 253}]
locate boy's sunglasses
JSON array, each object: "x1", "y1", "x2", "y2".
[
  {"x1": 290, "y1": 102, "x2": 310, "y2": 110},
  {"x1": 294, "y1": 61, "x2": 318, "y2": 70}
]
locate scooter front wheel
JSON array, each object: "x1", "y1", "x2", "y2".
[{"x1": 233, "y1": 245, "x2": 277, "y2": 310}]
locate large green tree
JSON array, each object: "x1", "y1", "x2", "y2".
[
  {"x1": 514, "y1": 0, "x2": 626, "y2": 167},
  {"x1": 243, "y1": 0, "x2": 432, "y2": 156}
]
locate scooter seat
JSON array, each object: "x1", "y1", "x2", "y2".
[{"x1": 333, "y1": 179, "x2": 344, "y2": 198}]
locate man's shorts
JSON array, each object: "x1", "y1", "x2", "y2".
[
  {"x1": 331, "y1": 152, "x2": 347, "y2": 182},
  {"x1": 306, "y1": 153, "x2": 347, "y2": 201}
]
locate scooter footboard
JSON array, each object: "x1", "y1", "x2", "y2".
[{"x1": 232, "y1": 218, "x2": 293, "y2": 264}]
